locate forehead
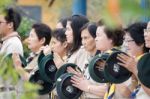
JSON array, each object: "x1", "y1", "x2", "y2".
[
  {"x1": 147, "y1": 22, "x2": 150, "y2": 29},
  {"x1": 97, "y1": 26, "x2": 105, "y2": 33},
  {"x1": 0, "y1": 15, "x2": 5, "y2": 21},
  {"x1": 67, "y1": 21, "x2": 71, "y2": 25},
  {"x1": 124, "y1": 33, "x2": 132, "y2": 38},
  {"x1": 81, "y1": 29, "x2": 90, "y2": 36},
  {"x1": 30, "y1": 29, "x2": 36, "y2": 35}
]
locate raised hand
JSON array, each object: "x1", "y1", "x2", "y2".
[{"x1": 117, "y1": 53, "x2": 137, "y2": 73}]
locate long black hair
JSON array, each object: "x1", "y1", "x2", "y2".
[{"x1": 68, "y1": 14, "x2": 89, "y2": 54}]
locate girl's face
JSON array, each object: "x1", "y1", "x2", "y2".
[
  {"x1": 95, "y1": 26, "x2": 113, "y2": 51},
  {"x1": 124, "y1": 33, "x2": 143, "y2": 56},
  {"x1": 27, "y1": 29, "x2": 44, "y2": 52},
  {"x1": 81, "y1": 29, "x2": 96, "y2": 53},
  {"x1": 144, "y1": 22, "x2": 150, "y2": 48},
  {"x1": 51, "y1": 37, "x2": 67, "y2": 57},
  {"x1": 65, "y1": 21, "x2": 73, "y2": 44}
]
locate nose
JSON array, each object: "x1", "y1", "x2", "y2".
[
  {"x1": 144, "y1": 31, "x2": 148, "y2": 38},
  {"x1": 65, "y1": 30, "x2": 68, "y2": 36},
  {"x1": 82, "y1": 39, "x2": 85, "y2": 45},
  {"x1": 25, "y1": 37, "x2": 30, "y2": 44}
]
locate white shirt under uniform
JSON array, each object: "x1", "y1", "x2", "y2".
[{"x1": 0, "y1": 32, "x2": 23, "y2": 99}]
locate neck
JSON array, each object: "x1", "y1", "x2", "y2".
[
  {"x1": 32, "y1": 47, "x2": 42, "y2": 54},
  {"x1": 1, "y1": 32, "x2": 19, "y2": 41},
  {"x1": 89, "y1": 48, "x2": 97, "y2": 56},
  {"x1": 101, "y1": 44, "x2": 114, "y2": 53},
  {"x1": 59, "y1": 51, "x2": 67, "y2": 60},
  {"x1": 135, "y1": 50, "x2": 144, "y2": 57},
  {"x1": 3, "y1": 29, "x2": 14, "y2": 37}
]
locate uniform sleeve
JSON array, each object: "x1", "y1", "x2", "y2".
[{"x1": 6, "y1": 39, "x2": 23, "y2": 56}]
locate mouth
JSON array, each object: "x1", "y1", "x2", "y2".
[
  {"x1": 66, "y1": 36, "x2": 69, "y2": 39},
  {"x1": 82, "y1": 45, "x2": 85, "y2": 47},
  {"x1": 27, "y1": 43, "x2": 31, "y2": 47},
  {"x1": 145, "y1": 39, "x2": 150, "y2": 43}
]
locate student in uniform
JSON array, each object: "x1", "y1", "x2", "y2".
[
  {"x1": 51, "y1": 28, "x2": 68, "y2": 68},
  {"x1": 117, "y1": 22, "x2": 149, "y2": 99},
  {"x1": 0, "y1": 7, "x2": 23, "y2": 56},
  {"x1": 12, "y1": 23, "x2": 52, "y2": 99},
  {"x1": 70, "y1": 23, "x2": 107, "y2": 99},
  {"x1": 95, "y1": 24, "x2": 125, "y2": 99},
  {"x1": 48, "y1": 15, "x2": 88, "y2": 99},
  {"x1": 65, "y1": 14, "x2": 89, "y2": 65},
  {"x1": 0, "y1": 7, "x2": 23, "y2": 99},
  {"x1": 117, "y1": 21, "x2": 150, "y2": 98}
]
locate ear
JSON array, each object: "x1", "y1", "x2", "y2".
[
  {"x1": 8, "y1": 22, "x2": 14, "y2": 30},
  {"x1": 40, "y1": 38, "x2": 46, "y2": 45},
  {"x1": 140, "y1": 43, "x2": 144, "y2": 49},
  {"x1": 62, "y1": 41, "x2": 68, "y2": 48},
  {"x1": 109, "y1": 38, "x2": 113, "y2": 46}
]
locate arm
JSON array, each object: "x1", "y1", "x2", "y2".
[
  {"x1": 86, "y1": 83, "x2": 107, "y2": 97},
  {"x1": 70, "y1": 72, "x2": 107, "y2": 97},
  {"x1": 67, "y1": 66, "x2": 107, "y2": 97},
  {"x1": 12, "y1": 53, "x2": 30, "y2": 81},
  {"x1": 117, "y1": 53, "x2": 150, "y2": 96},
  {"x1": 131, "y1": 67, "x2": 150, "y2": 96},
  {"x1": 116, "y1": 83, "x2": 131, "y2": 98}
]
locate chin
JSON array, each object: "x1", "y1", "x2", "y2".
[
  {"x1": 28, "y1": 46, "x2": 33, "y2": 51},
  {"x1": 67, "y1": 40, "x2": 72, "y2": 44},
  {"x1": 146, "y1": 44, "x2": 150, "y2": 48}
]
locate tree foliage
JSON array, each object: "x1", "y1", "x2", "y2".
[{"x1": 0, "y1": 55, "x2": 40, "y2": 99}]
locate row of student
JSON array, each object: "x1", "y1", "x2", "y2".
[
  {"x1": 45, "y1": 17, "x2": 150, "y2": 99},
  {"x1": 1, "y1": 7, "x2": 150, "y2": 99}
]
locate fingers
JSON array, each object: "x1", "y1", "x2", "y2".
[
  {"x1": 71, "y1": 76, "x2": 80, "y2": 84},
  {"x1": 72, "y1": 83, "x2": 80, "y2": 89},
  {"x1": 71, "y1": 75, "x2": 84, "y2": 89},
  {"x1": 117, "y1": 53, "x2": 127, "y2": 61},
  {"x1": 117, "y1": 62, "x2": 126, "y2": 67},
  {"x1": 67, "y1": 66, "x2": 78, "y2": 74},
  {"x1": 40, "y1": 45, "x2": 51, "y2": 55},
  {"x1": 117, "y1": 53, "x2": 137, "y2": 72},
  {"x1": 117, "y1": 53, "x2": 132, "y2": 64}
]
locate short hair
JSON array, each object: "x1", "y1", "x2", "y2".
[
  {"x1": 52, "y1": 28, "x2": 66, "y2": 43},
  {"x1": 68, "y1": 14, "x2": 89, "y2": 53},
  {"x1": 3, "y1": 7, "x2": 22, "y2": 31},
  {"x1": 104, "y1": 27, "x2": 125, "y2": 46},
  {"x1": 97, "y1": 19, "x2": 104, "y2": 26},
  {"x1": 125, "y1": 22, "x2": 149, "y2": 52},
  {"x1": 32, "y1": 23, "x2": 52, "y2": 45},
  {"x1": 80, "y1": 22, "x2": 97, "y2": 38}
]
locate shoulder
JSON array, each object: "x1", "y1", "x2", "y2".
[{"x1": 7, "y1": 36, "x2": 22, "y2": 45}]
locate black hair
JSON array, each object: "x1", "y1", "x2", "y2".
[
  {"x1": 32, "y1": 23, "x2": 52, "y2": 46},
  {"x1": 58, "y1": 17, "x2": 68, "y2": 28},
  {"x1": 80, "y1": 22, "x2": 97, "y2": 38},
  {"x1": 97, "y1": 19, "x2": 104, "y2": 26},
  {"x1": 104, "y1": 27, "x2": 125, "y2": 46},
  {"x1": 68, "y1": 14, "x2": 89, "y2": 53},
  {"x1": 4, "y1": 7, "x2": 22, "y2": 31},
  {"x1": 125, "y1": 22, "x2": 149, "y2": 53},
  {"x1": 52, "y1": 28, "x2": 66, "y2": 43}
]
